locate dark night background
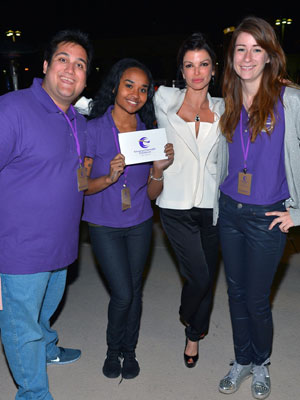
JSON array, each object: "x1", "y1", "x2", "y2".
[{"x1": 0, "y1": 1, "x2": 299, "y2": 97}]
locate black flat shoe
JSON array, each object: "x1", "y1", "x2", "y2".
[
  {"x1": 184, "y1": 339, "x2": 199, "y2": 368},
  {"x1": 122, "y1": 351, "x2": 140, "y2": 379},
  {"x1": 102, "y1": 350, "x2": 122, "y2": 378}
]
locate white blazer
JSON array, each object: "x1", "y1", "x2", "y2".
[{"x1": 154, "y1": 85, "x2": 224, "y2": 210}]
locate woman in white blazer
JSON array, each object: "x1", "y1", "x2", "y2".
[{"x1": 153, "y1": 33, "x2": 224, "y2": 368}]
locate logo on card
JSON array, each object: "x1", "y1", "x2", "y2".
[{"x1": 139, "y1": 137, "x2": 150, "y2": 148}]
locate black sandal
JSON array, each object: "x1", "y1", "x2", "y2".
[{"x1": 184, "y1": 339, "x2": 199, "y2": 368}]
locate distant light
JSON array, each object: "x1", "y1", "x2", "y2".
[
  {"x1": 5, "y1": 29, "x2": 21, "y2": 42},
  {"x1": 96, "y1": 67, "x2": 100, "y2": 72},
  {"x1": 24, "y1": 68, "x2": 29, "y2": 71},
  {"x1": 275, "y1": 18, "x2": 292, "y2": 26},
  {"x1": 223, "y1": 26, "x2": 235, "y2": 35}
]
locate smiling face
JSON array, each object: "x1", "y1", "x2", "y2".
[
  {"x1": 42, "y1": 41, "x2": 88, "y2": 112},
  {"x1": 182, "y1": 49, "x2": 214, "y2": 91},
  {"x1": 114, "y1": 67, "x2": 149, "y2": 115},
  {"x1": 233, "y1": 32, "x2": 270, "y2": 88}
]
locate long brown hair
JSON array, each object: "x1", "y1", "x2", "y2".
[{"x1": 220, "y1": 16, "x2": 287, "y2": 142}]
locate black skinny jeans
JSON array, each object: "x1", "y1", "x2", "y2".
[
  {"x1": 89, "y1": 218, "x2": 153, "y2": 353},
  {"x1": 160, "y1": 207, "x2": 219, "y2": 341}
]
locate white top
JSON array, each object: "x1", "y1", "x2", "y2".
[
  {"x1": 153, "y1": 85, "x2": 224, "y2": 210},
  {"x1": 187, "y1": 121, "x2": 218, "y2": 207}
]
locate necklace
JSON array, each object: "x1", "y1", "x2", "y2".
[{"x1": 183, "y1": 99, "x2": 209, "y2": 123}]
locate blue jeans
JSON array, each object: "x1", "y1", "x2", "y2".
[
  {"x1": 89, "y1": 218, "x2": 153, "y2": 353},
  {"x1": 160, "y1": 208, "x2": 219, "y2": 341},
  {"x1": 219, "y1": 193, "x2": 287, "y2": 365},
  {"x1": 0, "y1": 268, "x2": 67, "y2": 400}
]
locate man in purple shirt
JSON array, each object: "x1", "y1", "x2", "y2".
[{"x1": 0, "y1": 30, "x2": 93, "y2": 400}]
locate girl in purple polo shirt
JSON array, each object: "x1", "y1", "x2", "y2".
[
  {"x1": 82, "y1": 58, "x2": 173, "y2": 380},
  {"x1": 215, "y1": 17, "x2": 300, "y2": 399}
]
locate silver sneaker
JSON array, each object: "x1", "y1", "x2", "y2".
[
  {"x1": 219, "y1": 361, "x2": 252, "y2": 394},
  {"x1": 251, "y1": 359, "x2": 271, "y2": 399}
]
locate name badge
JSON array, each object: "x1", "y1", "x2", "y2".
[
  {"x1": 77, "y1": 166, "x2": 88, "y2": 192},
  {"x1": 238, "y1": 172, "x2": 252, "y2": 196},
  {"x1": 121, "y1": 187, "x2": 131, "y2": 211}
]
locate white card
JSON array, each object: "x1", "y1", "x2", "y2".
[{"x1": 118, "y1": 128, "x2": 167, "y2": 165}]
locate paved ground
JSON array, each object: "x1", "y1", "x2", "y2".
[{"x1": 1, "y1": 215, "x2": 300, "y2": 400}]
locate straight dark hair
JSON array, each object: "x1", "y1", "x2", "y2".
[
  {"x1": 176, "y1": 32, "x2": 217, "y2": 88},
  {"x1": 43, "y1": 29, "x2": 93, "y2": 75}
]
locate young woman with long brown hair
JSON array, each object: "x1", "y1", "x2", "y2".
[{"x1": 213, "y1": 16, "x2": 300, "y2": 399}]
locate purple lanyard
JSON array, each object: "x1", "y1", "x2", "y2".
[
  {"x1": 240, "y1": 110, "x2": 251, "y2": 173},
  {"x1": 112, "y1": 126, "x2": 129, "y2": 187},
  {"x1": 59, "y1": 105, "x2": 83, "y2": 166}
]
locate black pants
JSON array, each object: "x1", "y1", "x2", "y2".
[{"x1": 160, "y1": 207, "x2": 219, "y2": 341}]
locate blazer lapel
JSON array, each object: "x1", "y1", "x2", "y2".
[
  {"x1": 196, "y1": 94, "x2": 222, "y2": 157},
  {"x1": 167, "y1": 89, "x2": 199, "y2": 159}
]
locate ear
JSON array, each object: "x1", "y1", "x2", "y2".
[{"x1": 43, "y1": 60, "x2": 48, "y2": 75}]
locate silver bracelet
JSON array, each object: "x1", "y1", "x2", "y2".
[{"x1": 150, "y1": 174, "x2": 164, "y2": 181}]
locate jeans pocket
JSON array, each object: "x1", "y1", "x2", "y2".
[{"x1": 251, "y1": 201, "x2": 286, "y2": 218}]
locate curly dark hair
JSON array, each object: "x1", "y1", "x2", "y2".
[
  {"x1": 89, "y1": 58, "x2": 156, "y2": 129},
  {"x1": 43, "y1": 29, "x2": 94, "y2": 75}
]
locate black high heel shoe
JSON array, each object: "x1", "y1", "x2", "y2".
[{"x1": 184, "y1": 338, "x2": 199, "y2": 368}]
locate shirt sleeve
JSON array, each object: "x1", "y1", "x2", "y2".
[{"x1": 86, "y1": 119, "x2": 98, "y2": 158}]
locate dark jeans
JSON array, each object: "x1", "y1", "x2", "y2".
[
  {"x1": 219, "y1": 193, "x2": 287, "y2": 365},
  {"x1": 160, "y1": 207, "x2": 219, "y2": 341},
  {"x1": 89, "y1": 218, "x2": 153, "y2": 353}
]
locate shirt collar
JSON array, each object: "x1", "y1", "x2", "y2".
[
  {"x1": 30, "y1": 78, "x2": 75, "y2": 120},
  {"x1": 106, "y1": 104, "x2": 145, "y2": 131}
]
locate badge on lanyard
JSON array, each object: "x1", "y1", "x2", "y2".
[
  {"x1": 77, "y1": 165, "x2": 88, "y2": 191},
  {"x1": 112, "y1": 126, "x2": 132, "y2": 211},
  {"x1": 238, "y1": 171, "x2": 252, "y2": 195},
  {"x1": 61, "y1": 105, "x2": 88, "y2": 192},
  {"x1": 238, "y1": 111, "x2": 252, "y2": 196},
  {"x1": 121, "y1": 186, "x2": 131, "y2": 211}
]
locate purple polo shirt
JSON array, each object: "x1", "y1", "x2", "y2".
[
  {"x1": 220, "y1": 91, "x2": 290, "y2": 204},
  {"x1": 82, "y1": 106, "x2": 153, "y2": 228},
  {"x1": 0, "y1": 78, "x2": 87, "y2": 274}
]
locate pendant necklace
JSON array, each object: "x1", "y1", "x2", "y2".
[{"x1": 184, "y1": 99, "x2": 208, "y2": 122}]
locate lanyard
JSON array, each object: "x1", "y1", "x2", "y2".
[
  {"x1": 59, "y1": 105, "x2": 83, "y2": 166},
  {"x1": 112, "y1": 126, "x2": 129, "y2": 187},
  {"x1": 240, "y1": 110, "x2": 251, "y2": 173}
]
